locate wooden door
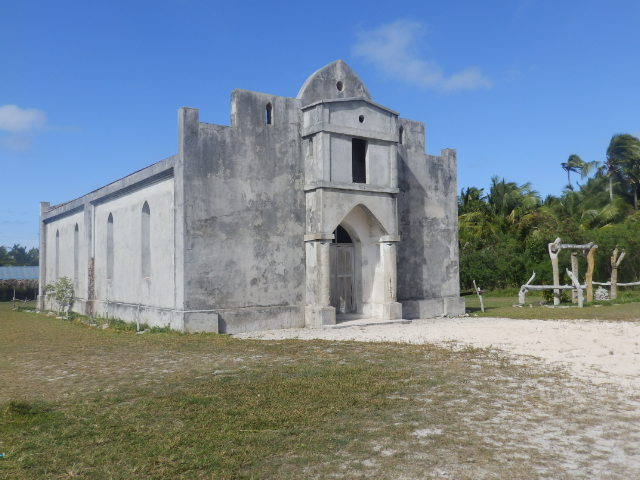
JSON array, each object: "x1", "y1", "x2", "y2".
[{"x1": 330, "y1": 244, "x2": 355, "y2": 313}]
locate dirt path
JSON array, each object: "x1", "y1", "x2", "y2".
[{"x1": 236, "y1": 317, "x2": 640, "y2": 393}]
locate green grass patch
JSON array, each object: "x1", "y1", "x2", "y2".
[
  {"x1": 1, "y1": 302, "x2": 638, "y2": 478},
  {"x1": 466, "y1": 287, "x2": 640, "y2": 320}
]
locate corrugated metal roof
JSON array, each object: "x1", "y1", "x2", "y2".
[{"x1": 0, "y1": 266, "x2": 39, "y2": 280}]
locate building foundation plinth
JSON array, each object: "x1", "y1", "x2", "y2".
[{"x1": 305, "y1": 306, "x2": 336, "y2": 327}]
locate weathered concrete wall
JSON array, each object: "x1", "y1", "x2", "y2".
[
  {"x1": 93, "y1": 177, "x2": 176, "y2": 321},
  {"x1": 180, "y1": 89, "x2": 307, "y2": 333},
  {"x1": 39, "y1": 158, "x2": 179, "y2": 327},
  {"x1": 302, "y1": 99, "x2": 398, "y2": 189},
  {"x1": 43, "y1": 209, "x2": 86, "y2": 305},
  {"x1": 297, "y1": 60, "x2": 371, "y2": 105},
  {"x1": 305, "y1": 188, "x2": 397, "y2": 237},
  {"x1": 397, "y1": 118, "x2": 465, "y2": 318}
]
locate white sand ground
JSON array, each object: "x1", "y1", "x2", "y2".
[{"x1": 235, "y1": 317, "x2": 640, "y2": 393}]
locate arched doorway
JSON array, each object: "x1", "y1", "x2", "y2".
[
  {"x1": 330, "y1": 225, "x2": 355, "y2": 314},
  {"x1": 305, "y1": 203, "x2": 402, "y2": 327}
]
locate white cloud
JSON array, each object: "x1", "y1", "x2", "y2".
[
  {"x1": 352, "y1": 20, "x2": 492, "y2": 93},
  {"x1": 0, "y1": 104, "x2": 46, "y2": 133},
  {"x1": 0, "y1": 104, "x2": 47, "y2": 151}
]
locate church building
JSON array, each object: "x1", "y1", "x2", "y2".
[{"x1": 38, "y1": 60, "x2": 464, "y2": 333}]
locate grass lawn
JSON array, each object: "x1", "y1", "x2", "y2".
[
  {"x1": 465, "y1": 287, "x2": 640, "y2": 321},
  {"x1": 1, "y1": 303, "x2": 639, "y2": 479}
]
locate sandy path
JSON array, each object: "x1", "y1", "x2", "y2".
[{"x1": 235, "y1": 317, "x2": 640, "y2": 393}]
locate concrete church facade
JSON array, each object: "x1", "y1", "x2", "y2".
[{"x1": 38, "y1": 60, "x2": 464, "y2": 333}]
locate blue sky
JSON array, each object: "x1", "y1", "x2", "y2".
[{"x1": 2, "y1": 0, "x2": 639, "y2": 248}]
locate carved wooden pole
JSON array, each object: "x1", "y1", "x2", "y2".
[
  {"x1": 570, "y1": 252, "x2": 579, "y2": 304},
  {"x1": 585, "y1": 246, "x2": 597, "y2": 302},
  {"x1": 473, "y1": 280, "x2": 484, "y2": 312},
  {"x1": 519, "y1": 271, "x2": 536, "y2": 304},
  {"x1": 610, "y1": 247, "x2": 626, "y2": 300},
  {"x1": 548, "y1": 238, "x2": 561, "y2": 306},
  {"x1": 566, "y1": 269, "x2": 583, "y2": 308}
]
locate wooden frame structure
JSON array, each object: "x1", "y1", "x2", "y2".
[
  {"x1": 519, "y1": 240, "x2": 638, "y2": 307},
  {"x1": 548, "y1": 238, "x2": 597, "y2": 305}
]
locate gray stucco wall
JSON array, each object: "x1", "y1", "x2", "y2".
[
  {"x1": 180, "y1": 90, "x2": 306, "y2": 333},
  {"x1": 44, "y1": 210, "x2": 86, "y2": 297},
  {"x1": 93, "y1": 177, "x2": 176, "y2": 314},
  {"x1": 396, "y1": 119, "x2": 464, "y2": 317},
  {"x1": 39, "y1": 157, "x2": 182, "y2": 328}
]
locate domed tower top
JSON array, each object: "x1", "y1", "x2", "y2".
[{"x1": 297, "y1": 60, "x2": 371, "y2": 106}]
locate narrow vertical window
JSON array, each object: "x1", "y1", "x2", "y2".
[
  {"x1": 141, "y1": 202, "x2": 151, "y2": 278},
  {"x1": 399, "y1": 126, "x2": 404, "y2": 145},
  {"x1": 308, "y1": 137, "x2": 314, "y2": 157},
  {"x1": 73, "y1": 224, "x2": 79, "y2": 287},
  {"x1": 107, "y1": 213, "x2": 114, "y2": 281},
  {"x1": 352, "y1": 138, "x2": 367, "y2": 183},
  {"x1": 265, "y1": 102, "x2": 272, "y2": 125},
  {"x1": 55, "y1": 230, "x2": 60, "y2": 279}
]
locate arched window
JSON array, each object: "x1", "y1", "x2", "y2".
[
  {"x1": 332, "y1": 225, "x2": 353, "y2": 244},
  {"x1": 107, "y1": 213, "x2": 114, "y2": 281},
  {"x1": 141, "y1": 202, "x2": 151, "y2": 278},
  {"x1": 399, "y1": 126, "x2": 404, "y2": 145},
  {"x1": 265, "y1": 102, "x2": 272, "y2": 125},
  {"x1": 73, "y1": 224, "x2": 79, "y2": 287},
  {"x1": 55, "y1": 230, "x2": 60, "y2": 279}
]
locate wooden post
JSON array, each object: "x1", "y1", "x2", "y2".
[
  {"x1": 473, "y1": 280, "x2": 484, "y2": 312},
  {"x1": 585, "y1": 246, "x2": 597, "y2": 302},
  {"x1": 548, "y1": 238, "x2": 561, "y2": 306},
  {"x1": 519, "y1": 271, "x2": 536, "y2": 304},
  {"x1": 571, "y1": 252, "x2": 579, "y2": 304},
  {"x1": 610, "y1": 247, "x2": 626, "y2": 300},
  {"x1": 566, "y1": 269, "x2": 584, "y2": 308}
]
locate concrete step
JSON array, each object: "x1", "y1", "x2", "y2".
[{"x1": 324, "y1": 317, "x2": 412, "y2": 329}]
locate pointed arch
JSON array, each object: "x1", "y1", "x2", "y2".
[
  {"x1": 141, "y1": 201, "x2": 151, "y2": 278},
  {"x1": 331, "y1": 203, "x2": 388, "y2": 240},
  {"x1": 328, "y1": 204, "x2": 391, "y2": 316},
  {"x1": 55, "y1": 229, "x2": 60, "y2": 279},
  {"x1": 107, "y1": 213, "x2": 114, "y2": 281},
  {"x1": 332, "y1": 225, "x2": 353, "y2": 244},
  {"x1": 265, "y1": 102, "x2": 272, "y2": 125},
  {"x1": 73, "y1": 223, "x2": 79, "y2": 287}
]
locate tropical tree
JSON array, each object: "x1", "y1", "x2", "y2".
[
  {"x1": 596, "y1": 161, "x2": 618, "y2": 202},
  {"x1": 561, "y1": 154, "x2": 583, "y2": 188},
  {"x1": 487, "y1": 176, "x2": 540, "y2": 219},
  {"x1": 458, "y1": 187, "x2": 487, "y2": 214},
  {"x1": 607, "y1": 134, "x2": 640, "y2": 209}
]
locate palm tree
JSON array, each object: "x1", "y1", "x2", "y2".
[
  {"x1": 561, "y1": 154, "x2": 583, "y2": 189},
  {"x1": 458, "y1": 187, "x2": 487, "y2": 214},
  {"x1": 596, "y1": 161, "x2": 617, "y2": 202},
  {"x1": 487, "y1": 176, "x2": 540, "y2": 219},
  {"x1": 577, "y1": 159, "x2": 598, "y2": 180},
  {"x1": 607, "y1": 134, "x2": 640, "y2": 209}
]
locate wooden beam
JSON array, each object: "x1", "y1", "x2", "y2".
[{"x1": 585, "y1": 246, "x2": 597, "y2": 302}]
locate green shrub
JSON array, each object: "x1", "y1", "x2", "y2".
[
  {"x1": 541, "y1": 289, "x2": 570, "y2": 304},
  {"x1": 45, "y1": 277, "x2": 74, "y2": 318}
]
